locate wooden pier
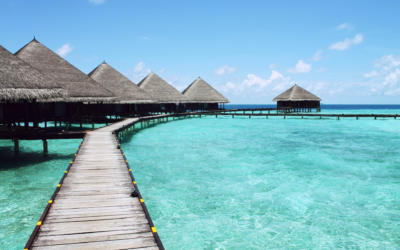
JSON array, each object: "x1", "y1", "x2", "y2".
[{"x1": 24, "y1": 118, "x2": 164, "y2": 250}]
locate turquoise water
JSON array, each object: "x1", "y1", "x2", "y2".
[
  {"x1": 0, "y1": 121, "x2": 105, "y2": 249},
  {"x1": 2, "y1": 110, "x2": 400, "y2": 249},
  {"x1": 122, "y1": 110, "x2": 400, "y2": 249},
  {"x1": 0, "y1": 139, "x2": 81, "y2": 249}
]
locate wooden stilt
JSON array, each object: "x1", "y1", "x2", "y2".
[
  {"x1": 43, "y1": 139, "x2": 48, "y2": 153},
  {"x1": 66, "y1": 122, "x2": 69, "y2": 131},
  {"x1": 24, "y1": 100, "x2": 29, "y2": 129},
  {"x1": 14, "y1": 139, "x2": 19, "y2": 155}
]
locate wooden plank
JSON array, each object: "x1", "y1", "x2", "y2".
[
  {"x1": 32, "y1": 236, "x2": 157, "y2": 249},
  {"x1": 46, "y1": 213, "x2": 145, "y2": 223},
  {"x1": 39, "y1": 220, "x2": 150, "y2": 235},
  {"x1": 32, "y1": 231, "x2": 153, "y2": 247}
]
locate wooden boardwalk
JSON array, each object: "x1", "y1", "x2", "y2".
[{"x1": 25, "y1": 118, "x2": 164, "y2": 250}]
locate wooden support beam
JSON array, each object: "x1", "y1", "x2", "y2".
[
  {"x1": 43, "y1": 139, "x2": 48, "y2": 153},
  {"x1": 24, "y1": 100, "x2": 29, "y2": 129},
  {"x1": 14, "y1": 139, "x2": 19, "y2": 155}
]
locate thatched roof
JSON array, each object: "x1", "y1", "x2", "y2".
[
  {"x1": 15, "y1": 38, "x2": 115, "y2": 102},
  {"x1": 182, "y1": 77, "x2": 229, "y2": 103},
  {"x1": 273, "y1": 84, "x2": 321, "y2": 101},
  {"x1": 0, "y1": 44, "x2": 67, "y2": 102},
  {"x1": 137, "y1": 72, "x2": 189, "y2": 103},
  {"x1": 88, "y1": 62, "x2": 155, "y2": 104}
]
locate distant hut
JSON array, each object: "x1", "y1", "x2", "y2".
[
  {"x1": 137, "y1": 72, "x2": 189, "y2": 113},
  {"x1": 182, "y1": 77, "x2": 229, "y2": 110},
  {"x1": 273, "y1": 84, "x2": 321, "y2": 112},
  {"x1": 0, "y1": 45, "x2": 67, "y2": 128},
  {"x1": 15, "y1": 38, "x2": 115, "y2": 118},
  {"x1": 88, "y1": 62, "x2": 155, "y2": 116}
]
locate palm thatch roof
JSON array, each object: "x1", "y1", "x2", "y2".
[
  {"x1": 88, "y1": 62, "x2": 155, "y2": 104},
  {"x1": 273, "y1": 84, "x2": 321, "y2": 101},
  {"x1": 182, "y1": 77, "x2": 229, "y2": 103},
  {"x1": 137, "y1": 72, "x2": 189, "y2": 103},
  {"x1": 0, "y1": 45, "x2": 67, "y2": 102},
  {"x1": 15, "y1": 38, "x2": 115, "y2": 102}
]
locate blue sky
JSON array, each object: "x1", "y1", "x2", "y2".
[{"x1": 1, "y1": 0, "x2": 400, "y2": 104}]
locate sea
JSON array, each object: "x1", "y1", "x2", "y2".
[{"x1": 1, "y1": 105, "x2": 400, "y2": 249}]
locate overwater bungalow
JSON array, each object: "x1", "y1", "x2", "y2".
[
  {"x1": 273, "y1": 84, "x2": 321, "y2": 112},
  {"x1": 15, "y1": 38, "x2": 115, "y2": 120},
  {"x1": 88, "y1": 62, "x2": 155, "y2": 116},
  {"x1": 0, "y1": 44, "x2": 67, "y2": 130},
  {"x1": 182, "y1": 77, "x2": 229, "y2": 110},
  {"x1": 137, "y1": 72, "x2": 189, "y2": 113}
]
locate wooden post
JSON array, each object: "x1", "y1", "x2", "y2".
[
  {"x1": 232, "y1": 115, "x2": 234, "y2": 118},
  {"x1": 14, "y1": 139, "x2": 19, "y2": 155},
  {"x1": 43, "y1": 139, "x2": 48, "y2": 153},
  {"x1": 266, "y1": 116, "x2": 268, "y2": 119},
  {"x1": 216, "y1": 114, "x2": 218, "y2": 118},
  {"x1": 44, "y1": 121, "x2": 47, "y2": 129},
  {"x1": 33, "y1": 99, "x2": 39, "y2": 128},
  {"x1": 80, "y1": 121, "x2": 83, "y2": 129},
  {"x1": 24, "y1": 100, "x2": 29, "y2": 129},
  {"x1": 122, "y1": 131, "x2": 124, "y2": 137},
  {"x1": 6, "y1": 101, "x2": 11, "y2": 129},
  {"x1": 374, "y1": 117, "x2": 376, "y2": 120},
  {"x1": 284, "y1": 116, "x2": 286, "y2": 119},
  {"x1": 302, "y1": 116, "x2": 303, "y2": 119},
  {"x1": 249, "y1": 115, "x2": 251, "y2": 118},
  {"x1": 66, "y1": 122, "x2": 69, "y2": 131},
  {"x1": 92, "y1": 122, "x2": 94, "y2": 130},
  {"x1": 356, "y1": 117, "x2": 358, "y2": 120},
  {"x1": 55, "y1": 120, "x2": 57, "y2": 128}
]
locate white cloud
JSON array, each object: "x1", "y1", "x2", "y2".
[
  {"x1": 167, "y1": 75, "x2": 180, "y2": 85},
  {"x1": 310, "y1": 50, "x2": 323, "y2": 61},
  {"x1": 159, "y1": 68, "x2": 165, "y2": 73},
  {"x1": 56, "y1": 44, "x2": 74, "y2": 58},
  {"x1": 269, "y1": 63, "x2": 276, "y2": 69},
  {"x1": 286, "y1": 60, "x2": 312, "y2": 74},
  {"x1": 89, "y1": 0, "x2": 105, "y2": 4},
  {"x1": 383, "y1": 69, "x2": 400, "y2": 86},
  {"x1": 329, "y1": 33, "x2": 363, "y2": 51},
  {"x1": 127, "y1": 62, "x2": 151, "y2": 83},
  {"x1": 214, "y1": 65, "x2": 237, "y2": 76},
  {"x1": 139, "y1": 36, "x2": 149, "y2": 40},
  {"x1": 373, "y1": 55, "x2": 400, "y2": 72},
  {"x1": 219, "y1": 70, "x2": 293, "y2": 96},
  {"x1": 363, "y1": 70, "x2": 379, "y2": 78},
  {"x1": 336, "y1": 23, "x2": 354, "y2": 30},
  {"x1": 316, "y1": 68, "x2": 326, "y2": 72}
]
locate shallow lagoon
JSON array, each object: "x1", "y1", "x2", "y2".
[
  {"x1": 123, "y1": 110, "x2": 400, "y2": 249},
  {"x1": 1, "y1": 107, "x2": 400, "y2": 249}
]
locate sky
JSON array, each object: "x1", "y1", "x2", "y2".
[{"x1": 1, "y1": 0, "x2": 400, "y2": 104}]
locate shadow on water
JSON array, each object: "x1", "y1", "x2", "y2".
[{"x1": 0, "y1": 138, "x2": 82, "y2": 249}]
